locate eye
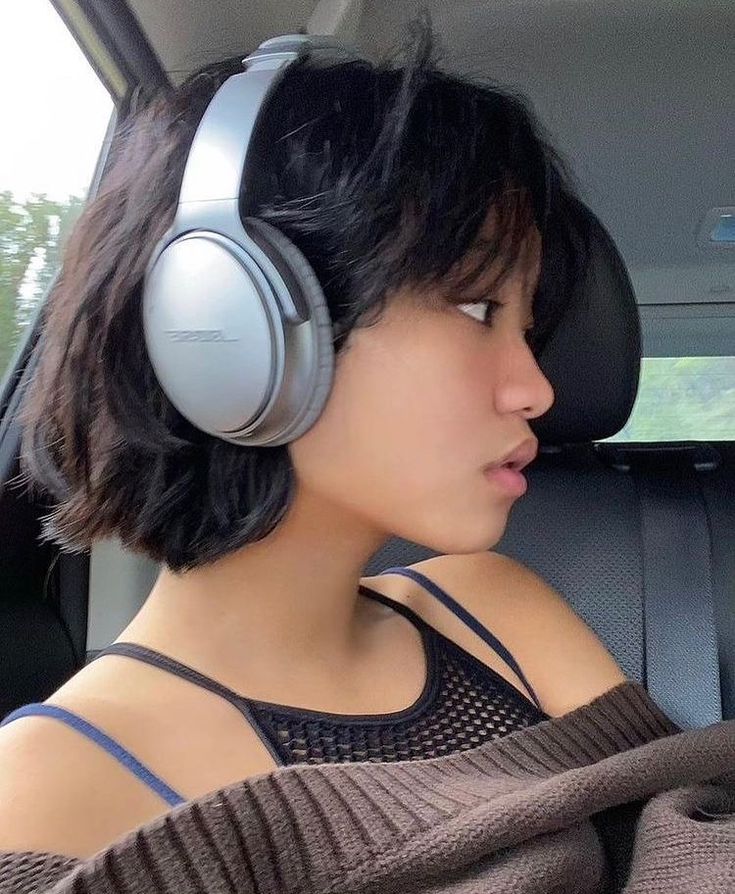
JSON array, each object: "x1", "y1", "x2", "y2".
[{"x1": 456, "y1": 299, "x2": 504, "y2": 327}]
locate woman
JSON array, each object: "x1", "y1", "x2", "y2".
[{"x1": 0, "y1": 21, "x2": 626, "y2": 862}]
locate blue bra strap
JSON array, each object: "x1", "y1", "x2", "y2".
[
  {"x1": 380, "y1": 566, "x2": 544, "y2": 712},
  {"x1": 0, "y1": 703, "x2": 186, "y2": 807}
]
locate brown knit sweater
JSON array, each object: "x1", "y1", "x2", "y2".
[{"x1": 1, "y1": 681, "x2": 733, "y2": 893}]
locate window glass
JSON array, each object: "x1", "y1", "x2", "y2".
[
  {"x1": 0, "y1": 1, "x2": 114, "y2": 382},
  {"x1": 606, "y1": 357, "x2": 735, "y2": 442}
]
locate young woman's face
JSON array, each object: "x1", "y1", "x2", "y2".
[{"x1": 288, "y1": 224, "x2": 555, "y2": 554}]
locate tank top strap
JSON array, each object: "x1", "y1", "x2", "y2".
[
  {"x1": 93, "y1": 643, "x2": 283, "y2": 763},
  {"x1": 0, "y1": 703, "x2": 185, "y2": 807},
  {"x1": 379, "y1": 565, "x2": 543, "y2": 712},
  {"x1": 357, "y1": 583, "x2": 437, "y2": 631}
]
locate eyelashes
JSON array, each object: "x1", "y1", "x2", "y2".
[
  {"x1": 456, "y1": 299, "x2": 505, "y2": 327},
  {"x1": 455, "y1": 300, "x2": 535, "y2": 336}
]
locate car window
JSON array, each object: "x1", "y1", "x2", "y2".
[
  {"x1": 0, "y1": 0, "x2": 114, "y2": 386},
  {"x1": 606, "y1": 356, "x2": 735, "y2": 442}
]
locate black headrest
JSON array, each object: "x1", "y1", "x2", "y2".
[{"x1": 532, "y1": 204, "x2": 641, "y2": 445}]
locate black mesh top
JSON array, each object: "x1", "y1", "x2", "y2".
[{"x1": 96, "y1": 580, "x2": 549, "y2": 767}]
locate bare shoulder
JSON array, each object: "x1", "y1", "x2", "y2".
[
  {"x1": 405, "y1": 551, "x2": 628, "y2": 717},
  {"x1": 0, "y1": 707, "x2": 169, "y2": 860},
  {"x1": 0, "y1": 651, "x2": 280, "y2": 860}
]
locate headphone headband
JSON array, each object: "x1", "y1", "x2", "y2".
[{"x1": 178, "y1": 34, "x2": 359, "y2": 208}]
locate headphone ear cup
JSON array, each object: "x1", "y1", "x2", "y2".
[
  {"x1": 242, "y1": 217, "x2": 337, "y2": 442},
  {"x1": 142, "y1": 218, "x2": 336, "y2": 447}
]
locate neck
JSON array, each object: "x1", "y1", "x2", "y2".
[{"x1": 119, "y1": 480, "x2": 391, "y2": 674}]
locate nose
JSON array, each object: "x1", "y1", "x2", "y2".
[{"x1": 494, "y1": 339, "x2": 555, "y2": 420}]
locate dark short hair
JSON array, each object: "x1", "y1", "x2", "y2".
[{"x1": 19, "y1": 18, "x2": 589, "y2": 573}]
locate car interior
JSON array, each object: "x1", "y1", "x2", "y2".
[{"x1": 1, "y1": 0, "x2": 733, "y2": 738}]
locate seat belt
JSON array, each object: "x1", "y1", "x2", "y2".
[
  {"x1": 635, "y1": 468, "x2": 722, "y2": 729},
  {"x1": 697, "y1": 473, "x2": 735, "y2": 720}
]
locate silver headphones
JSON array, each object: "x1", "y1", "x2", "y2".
[{"x1": 142, "y1": 35, "x2": 355, "y2": 447}]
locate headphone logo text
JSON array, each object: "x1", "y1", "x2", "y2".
[{"x1": 165, "y1": 329, "x2": 239, "y2": 343}]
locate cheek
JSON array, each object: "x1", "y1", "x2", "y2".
[
  {"x1": 290, "y1": 327, "x2": 492, "y2": 502},
  {"x1": 287, "y1": 324, "x2": 515, "y2": 552}
]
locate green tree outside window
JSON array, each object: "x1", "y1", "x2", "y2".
[{"x1": 0, "y1": 189, "x2": 84, "y2": 376}]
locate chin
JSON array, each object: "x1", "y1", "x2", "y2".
[
  {"x1": 482, "y1": 507, "x2": 514, "y2": 549},
  {"x1": 432, "y1": 515, "x2": 511, "y2": 557}
]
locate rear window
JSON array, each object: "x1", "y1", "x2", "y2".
[{"x1": 606, "y1": 356, "x2": 735, "y2": 442}]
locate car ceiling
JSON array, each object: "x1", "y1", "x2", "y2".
[{"x1": 125, "y1": 0, "x2": 735, "y2": 352}]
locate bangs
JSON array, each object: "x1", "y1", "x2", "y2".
[
  {"x1": 381, "y1": 142, "x2": 591, "y2": 357},
  {"x1": 389, "y1": 66, "x2": 593, "y2": 353}
]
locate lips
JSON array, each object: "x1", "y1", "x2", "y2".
[
  {"x1": 482, "y1": 437, "x2": 538, "y2": 500},
  {"x1": 484, "y1": 437, "x2": 538, "y2": 473}
]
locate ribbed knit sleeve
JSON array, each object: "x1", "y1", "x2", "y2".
[{"x1": 0, "y1": 851, "x2": 80, "y2": 894}]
